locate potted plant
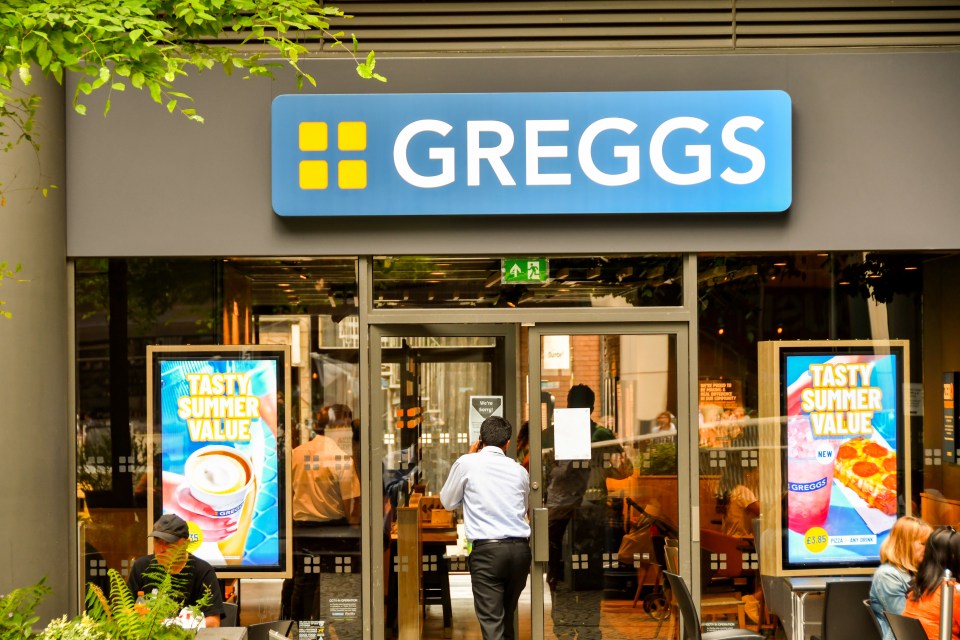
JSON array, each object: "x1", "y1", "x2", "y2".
[{"x1": 2, "y1": 544, "x2": 211, "y2": 640}]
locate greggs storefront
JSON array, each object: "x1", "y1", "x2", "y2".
[{"x1": 35, "y1": 50, "x2": 960, "y2": 639}]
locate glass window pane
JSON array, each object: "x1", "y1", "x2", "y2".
[
  {"x1": 541, "y1": 333, "x2": 679, "y2": 640},
  {"x1": 696, "y1": 251, "x2": 928, "y2": 628},
  {"x1": 75, "y1": 257, "x2": 361, "y2": 629}
]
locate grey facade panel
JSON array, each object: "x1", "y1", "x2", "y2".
[{"x1": 66, "y1": 51, "x2": 960, "y2": 257}]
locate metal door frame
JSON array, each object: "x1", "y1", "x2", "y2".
[
  {"x1": 367, "y1": 323, "x2": 520, "y2": 639},
  {"x1": 358, "y1": 255, "x2": 700, "y2": 640}
]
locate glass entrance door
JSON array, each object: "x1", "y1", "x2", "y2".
[
  {"x1": 528, "y1": 326, "x2": 687, "y2": 640},
  {"x1": 370, "y1": 324, "x2": 524, "y2": 640}
]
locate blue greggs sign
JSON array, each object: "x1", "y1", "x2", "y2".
[{"x1": 271, "y1": 91, "x2": 792, "y2": 216}]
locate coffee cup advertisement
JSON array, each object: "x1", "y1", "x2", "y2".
[
  {"x1": 157, "y1": 356, "x2": 282, "y2": 570},
  {"x1": 781, "y1": 350, "x2": 901, "y2": 570}
]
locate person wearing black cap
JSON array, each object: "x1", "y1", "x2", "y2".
[
  {"x1": 127, "y1": 514, "x2": 225, "y2": 628},
  {"x1": 440, "y1": 415, "x2": 531, "y2": 640}
]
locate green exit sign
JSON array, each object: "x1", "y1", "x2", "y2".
[{"x1": 502, "y1": 258, "x2": 549, "y2": 284}]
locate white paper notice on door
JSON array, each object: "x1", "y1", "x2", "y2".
[{"x1": 553, "y1": 408, "x2": 591, "y2": 460}]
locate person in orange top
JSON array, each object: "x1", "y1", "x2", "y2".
[{"x1": 903, "y1": 525, "x2": 960, "y2": 640}]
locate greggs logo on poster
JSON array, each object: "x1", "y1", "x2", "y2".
[{"x1": 271, "y1": 91, "x2": 792, "y2": 216}]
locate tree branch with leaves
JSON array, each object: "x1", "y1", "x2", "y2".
[{"x1": 0, "y1": 0, "x2": 385, "y2": 199}]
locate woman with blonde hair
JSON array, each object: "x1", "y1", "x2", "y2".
[{"x1": 869, "y1": 515, "x2": 932, "y2": 640}]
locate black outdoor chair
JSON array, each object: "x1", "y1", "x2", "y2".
[
  {"x1": 883, "y1": 611, "x2": 928, "y2": 640},
  {"x1": 811, "y1": 580, "x2": 876, "y2": 640},
  {"x1": 221, "y1": 602, "x2": 239, "y2": 627},
  {"x1": 863, "y1": 598, "x2": 886, "y2": 640},
  {"x1": 247, "y1": 620, "x2": 296, "y2": 640},
  {"x1": 663, "y1": 572, "x2": 763, "y2": 640}
]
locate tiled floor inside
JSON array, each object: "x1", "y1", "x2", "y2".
[{"x1": 237, "y1": 574, "x2": 683, "y2": 640}]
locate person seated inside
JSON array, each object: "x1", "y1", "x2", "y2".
[
  {"x1": 652, "y1": 411, "x2": 677, "y2": 435},
  {"x1": 869, "y1": 515, "x2": 931, "y2": 640},
  {"x1": 127, "y1": 514, "x2": 224, "y2": 628},
  {"x1": 903, "y1": 525, "x2": 960, "y2": 640},
  {"x1": 720, "y1": 464, "x2": 759, "y2": 539}
]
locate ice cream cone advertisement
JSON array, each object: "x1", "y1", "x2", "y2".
[
  {"x1": 147, "y1": 346, "x2": 292, "y2": 578},
  {"x1": 778, "y1": 343, "x2": 906, "y2": 571}
]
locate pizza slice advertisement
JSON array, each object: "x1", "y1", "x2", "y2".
[{"x1": 834, "y1": 436, "x2": 897, "y2": 516}]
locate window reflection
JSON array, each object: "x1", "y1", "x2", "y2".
[{"x1": 75, "y1": 257, "x2": 360, "y2": 627}]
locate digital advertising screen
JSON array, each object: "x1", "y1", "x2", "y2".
[
  {"x1": 780, "y1": 346, "x2": 905, "y2": 571},
  {"x1": 148, "y1": 346, "x2": 291, "y2": 577}
]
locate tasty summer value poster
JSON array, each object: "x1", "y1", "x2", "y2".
[
  {"x1": 153, "y1": 351, "x2": 286, "y2": 572},
  {"x1": 782, "y1": 351, "x2": 901, "y2": 568}
]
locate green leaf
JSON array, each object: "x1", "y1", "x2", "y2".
[
  {"x1": 74, "y1": 103, "x2": 87, "y2": 115},
  {"x1": 18, "y1": 65, "x2": 32, "y2": 86},
  {"x1": 103, "y1": 97, "x2": 111, "y2": 116},
  {"x1": 148, "y1": 82, "x2": 161, "y2": 103},
  {"x1": 37, "y1": 45, "x2": 53, "y2": 69},
  {"x1": 99, "y1": 67, "x2": 110, "y2": 82},
  {"x1": 111, "y1": 82, "x2": 125, "y2": 91},
  {"x1": 131, "y1": 71, "x2": 144, "y2": 88},
  {"x1": 129, "y1": 28, "x2": 144, "y2": 42},
  {"x1": 166, "y1": 99, "x2": 176, "y2": 113}
]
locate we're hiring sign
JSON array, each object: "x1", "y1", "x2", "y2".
[{"x1": 271, "y1": 90, "x2": 792, "y2": 217}]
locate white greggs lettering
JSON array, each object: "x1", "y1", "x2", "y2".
[{"x1": 393, "y1": 116, "x2": 765, "y2": 189}]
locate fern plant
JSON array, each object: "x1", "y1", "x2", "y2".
[
  {"x1": 83, "y1": 543, "x2": 210, "y2": 640},
  {"x1": 0, "y1": 578, "x2": 50, "y2": 638}
]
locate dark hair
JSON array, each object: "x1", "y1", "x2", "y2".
[
  {"x1": 910, "y1": 525, "x2": 960, "y2": 600},
  {"x1": 517, "y1": 421, "x2": 530, "y2": 446},
  {"x1": 479, "y1": 416, "x2": 512, "y2": 448},
  {"x1": 567, "y1": 384, "x2": 595, "y2": 410}
]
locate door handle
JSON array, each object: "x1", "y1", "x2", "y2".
[{"x1": 532, "y1": 508, "x2": 549, "y2": 563}]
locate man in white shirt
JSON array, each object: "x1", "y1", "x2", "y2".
[{"x1": 440, "y1": 416, "x2": 531, "y2": 640}]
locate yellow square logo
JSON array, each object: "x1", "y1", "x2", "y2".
[
  {"x1": 299, "y1": 160, "x2": 329, "y2": 190},
  {"x1": 338, "y1": 160, "x2": 367, "y2": 190},
  {"x1": 338, "y1": 122, "x2": 367, "y2": 152},
  {"x1": 299, "y1": 122, "x2": 328, "y2": 152}
]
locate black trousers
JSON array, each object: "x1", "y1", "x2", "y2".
[{"x1": 468, "y1": 540, "x2": 532, "y2": 640}]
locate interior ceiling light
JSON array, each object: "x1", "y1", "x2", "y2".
[
  {"x1": 904, "y1": 266, "x2": 918, "y2": 271},
  {"x1": 277, "y1": 283, "x2": 289, "y2": 287},
  {"x1": 484, "y1": 273, "x2": 501, "y2": 288},
  {"x1": 586, "y1": 267, "x2": 602, "y2": 279},
  {"x1": 773, "y1": 262, "x2": 787, "y2": 267},
  {"x1": 554, "y1": 268, "x2": 569, "y2": 280}
]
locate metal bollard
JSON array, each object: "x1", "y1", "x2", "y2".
[{"x1": 941, "y1": 569, "x2": 953, "y2": 640}]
